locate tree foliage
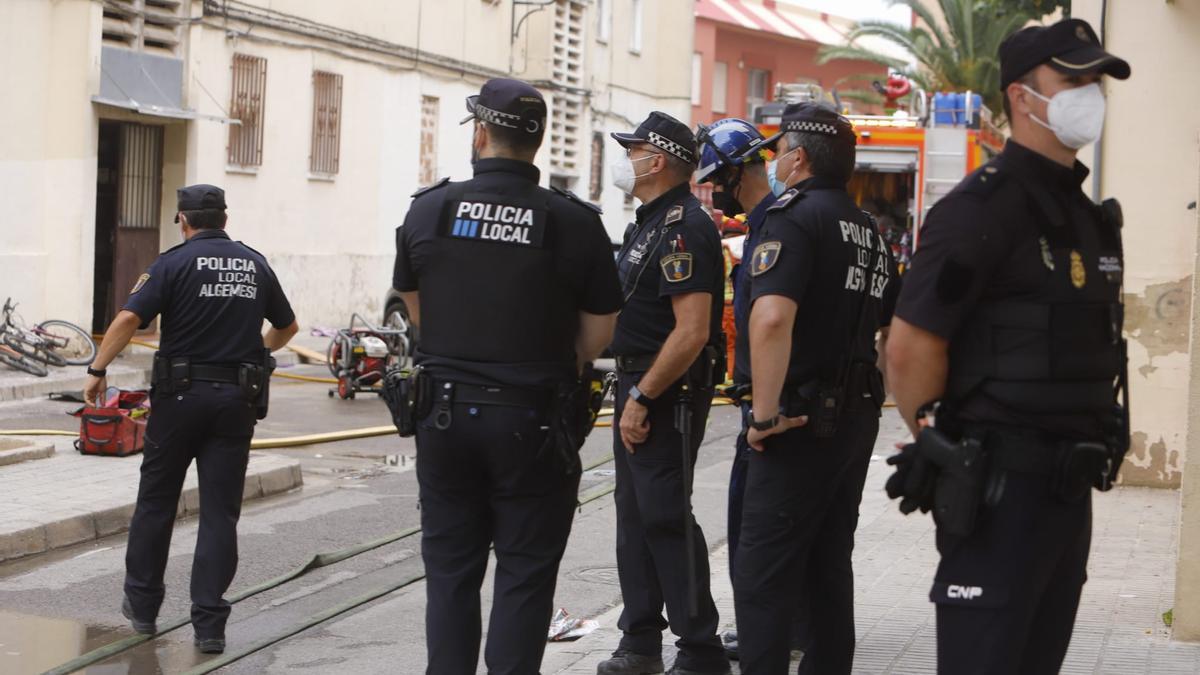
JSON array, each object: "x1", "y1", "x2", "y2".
[{"x1": 817, "y1": 0, "x2": 1033, "y2": 116}]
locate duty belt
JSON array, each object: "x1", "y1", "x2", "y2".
[
  {"x1": 432, "y1": 379, "x2": 550, "y2": 409},
  {"x1": 962, "y1": 424, "x2": 1068, "y2": 475},
  {"x1": 614, "y1": 354, "x2": 656, "y2": 373},
  {"x1": 191, "y1": 364, "x2": 242, "y2": 384}
]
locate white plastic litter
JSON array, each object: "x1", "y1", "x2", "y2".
[{"x1": 547, "y1": 608, "x2": 599, "y2": 642}]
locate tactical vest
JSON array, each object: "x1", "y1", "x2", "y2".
[{"x1": 945, "y1": 168, "x2": 1126, "y2": 417}]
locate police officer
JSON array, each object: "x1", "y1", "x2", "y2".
[
  {"x1": 599, "y1": 112, "x2": 729, "y2": 675},
  {"x1": 693, "y1": 117, "x2": 786, "y2": 661},
  {"x1": 393, "y1": 78, "x2": 621, "y2": 675},
  {"x1": 885, "y1": 19, "x2": 1131, "y2": 673},
  {"x1": 734, "y1": 102, "x2": 895, "y2": 675},
  {"x1": 85, "y1": 184, "x2": 298, "y2": 654}
]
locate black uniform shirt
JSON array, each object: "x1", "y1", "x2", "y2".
[
  {"x1": 394, "y1": 158, "x2": 622, "y2": 388},
  {"x1": 895, "y1": 140, "x2": 1115, "y2": 435},
  {"x1": 123, "y1": 229, "x2": 295, "y2": 364},
  {"x1": 610, "y1": 183, "x2": 723, "y2": 356},
  {"x1": 749, "y1": 176, "x2": 897, "y2": 387}
]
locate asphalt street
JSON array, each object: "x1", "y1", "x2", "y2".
[{"x1": 0, "y1": 362, "x2": 743, "y2": 674}]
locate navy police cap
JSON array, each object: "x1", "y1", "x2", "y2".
[
  {"x1": 460, "y1": 78, "x2": 547, "y2": 135},
  {"x1": 1000, "y1": 18, "x2": 1131, "y2": 91},
  {"x1": 175, "y1": 184, "x2": 226, "y2": 222},
  {"x1": 611, "y1": 111, "x2": 698, "y2": 166},
  {"x1": 761, "y1": 101, "x2": 856, "y2": 150}
]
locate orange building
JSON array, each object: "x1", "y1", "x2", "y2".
[{"x1": 690, "y1": 0, "x2": 887, "y2": 127}]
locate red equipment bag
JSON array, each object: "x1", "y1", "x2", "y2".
[{"x1": 72, "y1": 390, "x2": 150, "y2": 457}]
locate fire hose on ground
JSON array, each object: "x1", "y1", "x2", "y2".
[{"x1": 40, "y1": 453, "x2": 620, "y2": 675}]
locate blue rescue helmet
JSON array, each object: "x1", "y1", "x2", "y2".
[{"x1": 694, "y1": 118, "x2": 769, "y2": 184}]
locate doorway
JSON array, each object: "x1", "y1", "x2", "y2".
[{"x1": 93, "y1": 121, "x2": 164, "y2": 333}]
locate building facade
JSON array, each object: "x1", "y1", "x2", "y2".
[
  {"x1": 1065, "y1": 0, "x2": 1200, "y2": 642},
  {"x1": 691, "y1": 0, "x2": 887, "y2": 127},
  {"x1": 0, "y1": 0, "x2": 696, "y2": 330}
]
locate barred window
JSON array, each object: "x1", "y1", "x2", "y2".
[
  {"x1": 228, "y1": 54, "x2": 267, "y2": 167},
  {"x1": 589, "y1": 132, "x2": 604, "y2": 202},
  {"x1": 419, "y1": 96, "x2": 440, "y2": 187},
  {"x1": 311, "y1": 71, "x2": 343, "y2": 175}
]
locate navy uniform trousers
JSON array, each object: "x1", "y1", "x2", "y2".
[
  {"x1": 734, "y1": 402, "x2": 879, "y2": 675},
  {"x1": 416, "y1": 399, "x2": 580, "y2": 675},
  {"x1": 932, "y1": 466, "x2": 1091, "y2": 674},
  {"x1": 124, "y1": 382, "x2": 256, "y2": 638},
  {"x1": 611, "y1": 372, "x2": 727, "y2": 672}
]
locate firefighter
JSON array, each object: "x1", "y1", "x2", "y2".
[
  {"x1": 392, "y1": 77, "x2": 621, "y2": 674},
  {"x1": 734, "y1": 102, "x2": 896, "y2": 674},
  {"x1": 598, "y1": 112, "x2": 730, "y2": 675},
  {"x1": 885, "y1": 18, "x2": 1132, "y2": 673},
  {"x1": 693, "y1": 117, "x2": 790, "y2": 661},
  {"x1": 85, "y1": 184, "x2": 299, "y2": 654}
]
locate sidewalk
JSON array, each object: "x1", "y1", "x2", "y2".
[
  {"x1": 542, "y1": 413, "x2": 1200, "y2": 674},
  {"x1": 0, "y1": 354, "x2": 152, "y2": 403},
  {"x1": 0, "y1": 438, "x2": 302, "y2": 562}
]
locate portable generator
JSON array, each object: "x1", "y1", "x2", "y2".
[{"x1": 326, "y1": 313, "x2": 411, "y2": 400}]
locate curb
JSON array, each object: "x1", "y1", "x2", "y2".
[
  {"x1": 0, "y1": 364, "x2": 152, "y2": 403},
  {"x1": 0, "y1": 442, "x2": 55, "y2": 467},
  {"x1": 0, "y1": 453, "x2": 303, "y2": 562}
]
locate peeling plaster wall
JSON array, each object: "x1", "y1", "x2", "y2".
[{"x1": 1074, "y1": 0, "x2": 1200, "y2": 491}]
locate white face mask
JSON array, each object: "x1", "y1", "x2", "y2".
[
  {"x1": 772, "y1": 147, "x2": 800, "y2": 188},
  {"x1": 1022, "y1": 82, "x2": 1107, "y2": 150},
  {"x1": 611, "y1": 154, "x2": 655, "y2": 194}
]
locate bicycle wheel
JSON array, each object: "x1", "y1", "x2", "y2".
[
  {"x1": 0, "y1": 347, "x2": 49, "y2": 377},
  {"x1": 3, "y1": 332, "x2": 66, "y2": 367},
  {"x1": 36, "y1": 319, "x2": 97, "y2": 365}
]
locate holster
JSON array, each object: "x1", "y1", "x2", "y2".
[
  {"x1": 538, "y1": 366, "x2": 608, "y2": 475},
  {"x1": 240, "y1": 349, "x2": 274, "y2": 420},
  {"x1": 1056, "y1": 441, "x2": 1110, "y2": 503},
  {"x1": 916, "y1": 427, "x2": 986, "y2": 537},
  {"x1": 687, "y1": 342, "x2": 726, "y2": 390},
  {"x1": 380, "y1": 365, "x2": 430, "y2": 437}
]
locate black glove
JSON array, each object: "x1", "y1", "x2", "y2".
[{"x1": 885, "y1": 442, "x2": 936, "y2": 515}]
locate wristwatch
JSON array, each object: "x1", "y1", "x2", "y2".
[
  {"x1": 749, "y1": 412, "x2": 779, "y2": 431},
  {"x1": 87, "y1": 366, "x2": 107, "y2": 377},
  {"x1": 628, "y1": 384, "x2": 656, "y2": 407}
]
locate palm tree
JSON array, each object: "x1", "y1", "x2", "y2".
[{"x1": 817, "y1": 0, "x2": 1030, "y2": 117}]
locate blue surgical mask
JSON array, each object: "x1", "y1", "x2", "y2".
[{"x1": 766, "y1": 160, "x2": 786, "y2": 197}]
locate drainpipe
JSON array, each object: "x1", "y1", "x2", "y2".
[{"x1": 1091, "y1": 0, "x2": 1108, "y2": 200}]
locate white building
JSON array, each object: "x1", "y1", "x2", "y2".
[{"x1": 0, "y1": 0, "x2": 696, "y2": 331}]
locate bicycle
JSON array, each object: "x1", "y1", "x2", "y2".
[
  {"x1": 0, "y1": 342, "x2": 49, "y2": 377},
  {"x1": 1, "y1": 298, "x2": 97, "y2": 370}
]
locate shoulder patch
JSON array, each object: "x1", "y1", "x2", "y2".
[
  {"x1": 551, "y1": 185, "x2": 603, "y2": 214},
  {"x1": 749, "y1": 241, "x2": 782, "y2": 276},
  {"x1": 767, "y1": 188, "x2": 804, "y2": 212},
  {"x1": 411, "y1": 177, "x2": 450, "y2": 199},
  {"x1": 665, "y1": 204, "x2": 685, "y2": 225},
  {"x1": 129, "y1": 273, "x2": 150, "y2": 294},
  {"x1": 661, "y1": 252, "x2": 693, "y2": 282}
]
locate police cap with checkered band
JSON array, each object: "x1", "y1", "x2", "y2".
[
  {"x1": 611, "y1": 111, "x2": 698, "y2": 166},
  {"x1": 761, "y1": 101, "x2": 856, "y2": 150},
  {"x1": 999, "y1": 18, "x2": 1130, "y2": 91},
  {"x1": 460, "y1": 78, "x2": 547, "y2": 136}
]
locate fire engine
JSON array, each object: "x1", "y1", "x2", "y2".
[{"x1": 753, "y1": 82, "x2": 1006, "y2": 259}]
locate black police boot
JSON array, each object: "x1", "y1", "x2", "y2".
[
  {"x1": 194, "y1": 636, "x2": 226, "y2": 654},
  {"x1": 120, "y1": 596, "x2": 156, "y2": 635},
  {"x1": 596, "y1": 648, "x2": 665, "y2": 675},
  {"x1": 720, "y1": 630, "x2": 739, "y2": 661}
]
